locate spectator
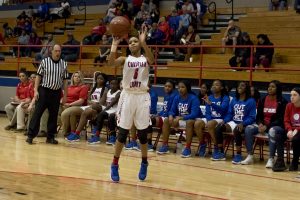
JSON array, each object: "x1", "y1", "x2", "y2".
[
  {"x1": 61, "y1": 32, "x2": 80, "y2": 62},
  {"x1": 4, "y1": 71, "x2": 30, "y2": 131},
  {"x1": 199, "y1": 82, "x2": 211, "y2": 106},
  {"x1": 49, "y1": 0, "x2": 71, "y2": 23},
  {"x1": 221, "y1": 20, "x2": 241, "y2": 54},
  {"x1": 283, "y1": 88, "x2": 300, "y2": 171},
  {"x1": 60, "y1": 71, "x2": 89, "y2": 137},
  {"x1": 182, "y1": 0, "x2": 195, "y2": 15},
  {"x1": 14, "y1": 15, "x2": 26, "y2": 36},
  {"x1": 132, "y1": 0, "x2": 143, "y2": 16},
  {"x1": 269, "y1": 0, "x2": 287, "y2": 11},
  {"x1": 176, "y1": 25, "x2": 201, "y2": 61},
  {"x1": 176, "y1": 0, "x2": 184, "y2": 12},
  {"x1": 214, "y1": 81, "x2": 256, "y2": 163},
  {"x1": 179, "y1": 7, "x2": 192, "y2": 31},
  {"x1": 247, "y1": 34, "x2": 274, "y2": 72},
  {"x1": 146, "y1": 23, "x2": 164, "y2": 45},
  {"x1": 295, "y1": 0, "x2": 300, "y2": 13},
  {"x1": 2, "y1": 23, "x2": 13, "y2": 39},
  {"x1": 36, "y1": 0, "x2": 49, "y2": 22},
  {"x1": 26, "y1": 32, "x2": 42, "y2": 57},
  {"x1": 24, "y1": 19, "x2": 32, "y2": 34},
  {"x1": 13, "y1": 30, "x2": 29, "y2": 57},
  {"x1": 26, "y1": 5, "x2": 36, "y2": 20},
  {"x1": 34, "y1": 34, "x2": 55, "y2": 67},
  {"x1": 88, "y1": 78, "x2": 121, "y2": 144},
  {"x1": 83, "y1": 19, "x2": 107, "y2": 45},
  {"x1": 229, "y1": 32, "x2": 253, "y2": 70},
  {"x1": 94, "y1": 34, "x2": 111, "y2": 66},
  {"x1": 104, "y1": 3, "x2": 117, "y2": 24},
  {"x1": 168, "y1": 9, "x2": 181, "y2": 36},
  {"x1": 242, "y1": 80, "x2": 287, "y2": 167},
  {"x1": 149, "y1": 4, "x2": 160, "y2": 23},
  {"x1": 116, "y1": 0, "x2": 129, "y2": 16}
]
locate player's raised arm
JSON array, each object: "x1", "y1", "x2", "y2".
[
  {"x1": 139, "y1": 25, "x2": 155, "y2": 65},
  {"x1": 107, "y1": 36, "x2": 126, "y2": 67}
]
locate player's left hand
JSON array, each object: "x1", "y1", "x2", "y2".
[{"x1": 139, "y1": 24, "x2": 148, "y2": 44}]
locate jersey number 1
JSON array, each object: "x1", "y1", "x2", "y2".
[{"x1": 133, "y1": 68, "x2": 139, "y2": 79}]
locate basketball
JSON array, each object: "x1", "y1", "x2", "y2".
[{"x1": 109, "y1": 16, "x2": 131, "y2": 37}]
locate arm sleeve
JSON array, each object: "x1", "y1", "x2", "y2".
[
  {"x1": 150, "y1": 92, "x2": 158, "y2": 115},
  {"x1": 183, "y1": 97, "x2": 200, "y2": 120},
  {"x1": 168, "y1": 96, "x2": 178, "y2": 117},
  {"x1": 242, "y1": 100, "x2": 257, "y2": 126},
  {"x1": 210, "y1": 96, "x2": 230, "y2": 115},
  {"x1": 37, "y1": 59, "x2": 44, "y2": 76},
  {"x1": 205, "y1": 104, "x2": 212, "y2": 121}
]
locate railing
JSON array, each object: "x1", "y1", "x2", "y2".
[
  {"x1": 1, "y1": 44, "x2": 300, "y2": 87},
  {"x1": 226, "y1": 0, "x2": 234, "y2": 19},
  {"x1": 77, "y1": 0, "x2": 87, "y2": 23},
  {"x1": 208, "y1": 1, "x2": 217, "y2": 30}
]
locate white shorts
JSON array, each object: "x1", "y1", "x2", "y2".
[
  {"x1": 227, "y1": 121, "x2": 239, "y2": 131},
  {"x1": 117, "y1": 91, "x2": 151, "y2": 130},
  {"x1": 196, "y1": 118, "x2": 208, "y2": 124}
]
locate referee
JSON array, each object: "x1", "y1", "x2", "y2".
[{"x1": 26, "y1": 44, "x2": 68, "y2": 144}]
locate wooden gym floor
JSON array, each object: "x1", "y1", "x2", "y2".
[{"x1": 0, "y1": 116, "x2": 299, "y2": 200}]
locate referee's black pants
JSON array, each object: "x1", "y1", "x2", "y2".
[{"x1": 28, "y1": 86, "x2": 61, "y2": 139}]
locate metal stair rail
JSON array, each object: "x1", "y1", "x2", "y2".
[
  {"x1": 208, "y1": 1, "x2": 217, "y2": 30},
  {"x1": 225, "y1": 0, "x2": 234, "y2": 19}
]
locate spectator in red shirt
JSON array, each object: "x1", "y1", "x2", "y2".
[
  {"x1": 26, "y1": 32, "x2": 42, "y2": 57},
  {"x1": 60, "y1": 71, "x2": 89, "y2": 136},
  {"x1": 284, "y1": 87, "x2": 300, "y2": 171},
  {"x1": 82, "y1": 19, "x2": 107, "y2": 45},
  {"x1": 132, "y1": 0, "x2": 143, "y2": 16},
  {"x1": 242, "y1": 81, "x2": 287, "y2": 170},
  {"x1": 4, "y1": 71, "x2": 30, "y2": 130}
]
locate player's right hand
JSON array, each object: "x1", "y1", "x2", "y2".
[{"x1": 112, "y1": 36, "x2": 122, "y2": 45}]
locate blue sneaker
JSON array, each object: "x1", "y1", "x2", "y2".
[
  {"x1": 106, "y1": 135, "x2": 116, "y2": 145},
  {"x1": 211, "y1": 151, "x2": 226, "y2": 161},
  {"x1": 198, "y1": 144, "x2": 206, "y2": 157},
  {"x1": 88, "y1": 135, "x2": 100, "y2": 144},
  {"x1": 91, "y1": 127, "x2": 97, "y2": 136},
  {"x1": 147, "y1": 144, "x2": 154, "y2": 152},
  {"x1": 111, "y1": 164, "x2": 120, "y2": 182},
  {"x1": 65, "y1": 132, "x2": 80, "y2": 142},
  {"x1": 211, "y1": 147, "x2": 219, "y2": 158},
  {"x1": 136, "y1": 144, "x2": 154, "y2": 152},
  {"x1": 157, "y1": 145, "x2": 169, "y2": 154},
  {"x1": 125, "y1": 140, "x2": 138, "y2": 150},
  {"x1": 181, "y1": 147, "x2": 191, "y2": 158},
  {"x1": 232, "y1": 154, "x2": 243, "y2": 164},
  {"x1": 138, "y1": 162, "x2": 148, "y2": 181}
]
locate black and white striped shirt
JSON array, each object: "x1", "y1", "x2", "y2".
[{"x1": 37, "y1": 57, "x2": 69, "y2": 90}]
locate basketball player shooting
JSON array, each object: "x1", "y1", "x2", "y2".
[{"x1": 108, "y1": 25, "x2": 154, "y2": 182}]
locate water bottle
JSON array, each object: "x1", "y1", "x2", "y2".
[{"x1": 176, "y1": 141, "x2": 183, "y2": 154}]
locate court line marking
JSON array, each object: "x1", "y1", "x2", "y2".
[
  {"x1": 0, "y1": 170, "x2": 227, "y2": 200},
  {"x1": 1, "y1": 134, "x2": 299, "y2": 184}
]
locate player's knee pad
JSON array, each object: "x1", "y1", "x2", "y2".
[
  {"x1": 137, "y1": 129, "x2": 148, "y2": 144},
  {"x1": 117, "y1": 127, "x2": 129, "y2": 144}
]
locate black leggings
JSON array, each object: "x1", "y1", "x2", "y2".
[
  {"x1": 292, "y1": 132, "x2": 300, "y2": 165},
  {"x1": 215, "y1": 124, "x2": 243, "y2": 146}
]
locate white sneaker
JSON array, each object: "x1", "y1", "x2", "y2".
[
  {"x1": 241, "y1": 155, "x2": 254, "y2": 165},
  {"x1": 265, "y1": 158, "x2": 274, "y2": 168}
]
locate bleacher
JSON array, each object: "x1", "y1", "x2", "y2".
[{"x1": 0, "y1": 5, "x2": 300, "y2": 84}]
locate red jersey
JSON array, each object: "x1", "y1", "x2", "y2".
[
  {"x1": 263, "y1": 96, "x2": 278, "y2": 126},
  {"x1": 91, "y1": 25, "x2": 106, "y2": 35},
  {"x1": 66, "y1": 84, "x2": 89, "y2": 105},
  {"x1": 16, "y1": 81, "x2": 30, "y2": 100},
  {"x1": 27, "y1": 83, "x2": 35, "y2": 99},
  {"x1": 284, "y1": 103, "x2": 300, "y2": 131}
]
